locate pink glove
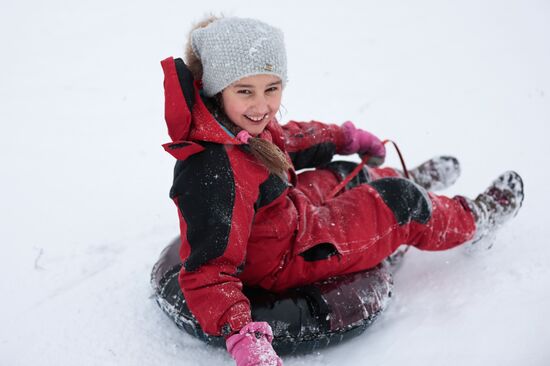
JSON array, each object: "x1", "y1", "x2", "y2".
[
  {"x1": 341, "y1": 121, "x2": 386, "y2": 167},
  {"x1": 226, "y1": 322, "x2": 282, "y2": 366}
]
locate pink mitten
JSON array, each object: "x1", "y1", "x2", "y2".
[
  {"x1": 341, "y1": 121, "x2": 386, "y2": 167},
  {"x1": 226, "y1": 322, "x2": 283, "y2": 366}
]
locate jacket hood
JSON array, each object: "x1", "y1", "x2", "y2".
[{"x1": 161, "y1": 57, "x2": 240, "y2": 160}]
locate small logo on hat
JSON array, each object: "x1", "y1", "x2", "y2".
[{"x1": 264, "y1": 63, "x2": 273, "y2": 71}]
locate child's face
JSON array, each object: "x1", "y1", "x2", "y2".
[{"x1": 221, "y1": 74, "x2": 283, "y2": 136}]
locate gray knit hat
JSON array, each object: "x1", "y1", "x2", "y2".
[{"x1": 191, "y1": 17, "x2": 288, "y2": 97}]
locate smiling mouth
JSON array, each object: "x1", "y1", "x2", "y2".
[{"x1": 245, "y1": 114, "x2": 268, "y2": 122}]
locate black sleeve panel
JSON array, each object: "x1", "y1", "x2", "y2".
[
  {"x1": 174, "y1": 58, "x2": 195, "y2": 112},
  {"x1": 288, "y1": 142, "x2": 336, "y2": 170},
  {"x1": 368, "y1": 178, "x2": 432, "y2": 226},
  {"x1": 255, "y1": 173, "x2": 288, "y2": 210},
  {"x1": 324, "y1": 160, "x2": 370, "y2": 190},
  {"x1": 170, "y1": 143, "x2": 235, "y2": 272}
]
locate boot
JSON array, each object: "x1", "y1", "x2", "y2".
[
  {"x1": 409, "y1": 156, "x2": 461, "y2": 191},
  {"x1": 461, "y1": 171, "x2": 524, "y2": 250}
]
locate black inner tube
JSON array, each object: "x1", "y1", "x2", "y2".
[{"x1": 151, "y1": 238, "x2": 396, "y2": 355}]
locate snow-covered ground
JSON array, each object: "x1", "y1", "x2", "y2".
[{"x1": 1, "y1": 1, "x2": 549, "y2": 365}]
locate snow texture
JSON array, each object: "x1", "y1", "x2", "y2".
[{"x1": 1, "y1": 1, "x2": 549, "y2": 365}]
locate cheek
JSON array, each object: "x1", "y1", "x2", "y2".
[
  {"x1": 222, "y1": 98, "x2": 245, "y2": 119},
  {"x1": 269, "y1": 94, "x2": 282, "y2": 112}
]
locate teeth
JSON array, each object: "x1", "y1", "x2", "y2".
[{"x1": 245, "y1": 114, "x2": 267, "y2": 122}]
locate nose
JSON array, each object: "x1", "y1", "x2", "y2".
[{"x1": 251, "y1": 94, "x2": 270, "y2": 113}]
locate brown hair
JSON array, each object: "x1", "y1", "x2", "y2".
[
  {"x1": 185, "y1": 14, "x2": 220, "y2": 81},
  {"x1": 187, "y1": 15, "x2": 292, "y2": 179},
  {"x1": 247, "y1": 136, "x2": 293, "y2": 179}
]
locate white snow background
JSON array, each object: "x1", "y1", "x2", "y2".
[{"x1": 1, "y1": 0, "x2": 549, "y2": 365}]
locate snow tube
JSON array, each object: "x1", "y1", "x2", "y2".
[{"x1": 151, "y1": 238, "x2": 395, "y2": 355}]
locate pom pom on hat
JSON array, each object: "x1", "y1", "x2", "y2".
[{"x1": 191, "y1": 17, "x2": 288, "y2": 97}]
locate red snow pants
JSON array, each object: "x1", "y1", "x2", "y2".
[{"x1": 267, "y1": 166, "x2": 476, "y2": 292}]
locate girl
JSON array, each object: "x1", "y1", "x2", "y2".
[{"x1": 161, "y1": 16, "x2": 524, "y2": 366}]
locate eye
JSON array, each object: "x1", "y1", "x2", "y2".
[
  {"x1": 237, "y1": 89, "x2": 252, "y2": 95},
  {"x1": 266, "y1": 86, "x2": 279, "y2": 93}
]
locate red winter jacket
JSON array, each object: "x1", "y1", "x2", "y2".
[
  {"x1": 162, "y1": 57, "x2": 477, "y2": 337},
  {"x1": 161, "y1": 57, "x2": 349, "y2": 336}
]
